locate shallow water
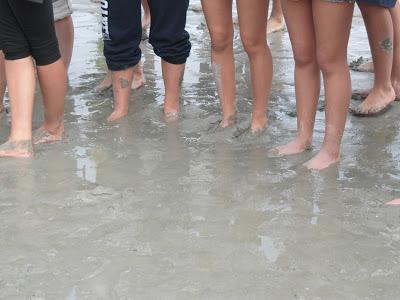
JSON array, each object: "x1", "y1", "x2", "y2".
[{"x1": 0, "y1": 1, "x2": 399, "y2": 299}]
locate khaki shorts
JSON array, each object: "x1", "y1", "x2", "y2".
[{"x1": 52, "y1": 0, "x2": 73, "y2": 22}]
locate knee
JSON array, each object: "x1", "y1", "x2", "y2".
[
  {"x1": 209, "y1": 30, "x2": 233, "y2": 53},
  {"x1": 316, "y1": 50, "x2": 345, "y2": 75},
  {"x1": 293, "y1": 49, "x2": 317, "y2": 68},
  {"x1": 240, "y1": 34, "x2": 265, "y2": 57}
]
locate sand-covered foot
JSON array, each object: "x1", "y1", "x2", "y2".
[
  {"x1": 220, "y1": 114, "x2": 237, "y2": 129},
  {"x1": 164, "y1": 111, "x2": 179, "y2": 123},
  {"x1": 33, "y1": 124, "x2": 64, "y2": 145},
  {"x1": 350, "y1": 87, "x2": 395, "y2": 117},
  {"x1": 349, "y1": 57, "x2": 374, "y2": 73},
  {"x1": 95, "y1": 74, "x2": 112, "y2": 93},
  {"x1": 386, "y1": 199, "x2": 400, "y2": 205},
  {"x1": 352, "y1": 89, "x2": 371, "y2": 100},
  {"x1": 356, "y1": 61, "x2": 374, "y2": 73},
  {"x1": 164, "y1": 97, "x2": 179, "y2": 122},
  {"x1": 303, "y1": 149, "x2": 339, "y2": 170},
  {"x1": 250, "y1": 116, "x2": 268, "y2": 135},
  {"x1": 273, "y1": 138, "x2": 312, "y2": 156},
  {"x1": 392, "y1": 80, "x2": 400, "y2": 101},
  {"x1": 0, "y1": 140, "x2": 33, "y2": 158},
  {"x1": 107, "y1": 109, "x2": 128, "y2": 122},
  {"x1": 267, "y1": 17, "x2": 285, "y2": 35},
  {"x1": 131, "y1": 74, "x2": 146, "y2": 90}
]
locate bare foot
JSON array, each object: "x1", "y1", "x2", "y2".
[
  {"x1": 303, "y1": 149, "x2": 340, "y2": 170},
  {"x1": 350, "y1": 86, "x2": 395, "y2": 116},
  {"x1": 33, "y1": 123, "x2": 64, "y2": 145},
  {"x1": 95, "y1": 73, "x2": 112, "y2": 93},
  {"x1": 267, "y1": 16, "x2": 285, "y2": 35},
  {"x1": 164, "y1": 97, "x2": 180, "y2": 119},
  {"x1": 356, "y1": 61, "x2": 374, "y2": 73},
  {"x1": 386, "y1": 199, "x2": 400, "y2": 205},
  {"x1": 391, "y1": 80, "x2": 400, "y2": 100},
  {"x1": 131, "y1": 74, "x2": 146, "y2": 90},
  {"x1": 164, "y1": 111, "x2": 179, "y2": 123},
  {"x1": 250, "y1": 116, "x2": 268, "y2": 134},
  {"x1": 0, "y1": 140, "x2": 33, "y2": 158},
  {"x1": 352, "y1": 89, "x2": 371, "y2": 100},
  {"x1": 220, "y1": 114, "x2": 237, "y2": 128},
  {"x1": 274, "y1": 138, "x2": 312, "y2": 156},
  {"x1": 107, "y1": 109, "x2": 128, "y2": 122}
]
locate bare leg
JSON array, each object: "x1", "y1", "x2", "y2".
[
  {"x1": 390, "y1": 2, "x2": 400, "y2": 98},
  {"x1": 304, "y1": 0, "x2": 354, "y2": 170},
  {"x1": 275, "y1": 0, "x2": 320, "y2": 155},
  {"x1": 237, "y1": 0, "x2": 272, "y2": 133},
  {"x1": 141, "y1": 0, "x2": 151, "y2": 29},
  {"x1": 162, "y1": 60, "x2": 185, "y2": 122},
  {"x1": 54, "y1": 16, "x2": 74, "y2": 70},
  {"x1": 96, "y1": 64, "x2": 145, "y2": 93},
  {"x1": 34, "y1": 59, "x2": 67, "y2": 144},
  {"x1": 267, "y1": 0, "x2": 285, "y2": 34},
  {"x1": 107, "y1": 67, "x2": 134, "y2": 122},
  {"x1": 201, "y1": 0, "x2": 236, "y2": 128},
  {"x1": 0, "y1": 57, "x2": 35, "y2": 158},
  {"x1": 351, "y1": 4, "x2": 395, "y2": 116},
  {"x1": 0, "y1": 51, "x2": 6, "y2": 117},
  {"x1": 131, "y1": 62, "x2": 146, "y2": 90}
]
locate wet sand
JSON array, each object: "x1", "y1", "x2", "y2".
[{"x1": 0, "y1": 2, "x2": 399, "y2": 299}]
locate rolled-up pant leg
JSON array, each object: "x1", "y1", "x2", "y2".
[
  {"x1": 102, "y1": 0, "x2": 142, "y2": 71},
  {"x1": 148, "y1": 0, "x2": 191, "y2": 65}
]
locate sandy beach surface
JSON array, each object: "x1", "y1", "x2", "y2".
[{"x1": 0, "y1": 1, "x2": 399, "y2": 299}]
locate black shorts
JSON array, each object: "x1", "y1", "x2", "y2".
[{"x1": 0, "y1": 0, "x2": 61, "y2": 66}]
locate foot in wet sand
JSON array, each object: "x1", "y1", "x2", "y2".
[
  {"x1": 355, "y1": 61, "x2": 374, "y2": 73},
  {"x1": 107, "y1": 108, "x2": 128, "y2": 122},
  {"x1": 131, "y1": 73, "x2": 146, "y2": 90},
  {"x1": 250, "y1": 116, "x2": 268, "y2": 135},
  {"x1": 164, "y1": 97, "x2": 180, "y2": 122},
  {"x1": 220, "y1": 114, "x2": 237, "y2": 129},
  {"x1": 0, "y1": 140, "x2": 33, "y2": 158},
  {"x1": 95, "y1": 73, "x2": 112, "y2": 93},
  {"x1": 273, "y1": 138, "x2": 312, "y2": 156},
  {"x1": 33, "y1": 123, "x2": 64, "y2": 145},
  {"x1": 350, "y1": 87, "x2": 395, "y2": 116},
  {"x1": 267, "y1": 16, "x2": 285, "y2": 35},
  {"x1": 303, "y1": 149, "x2": 339, "y2": 170},
  {"x1": 386, "y1": 199, "x2": 400, "y2": 205}
]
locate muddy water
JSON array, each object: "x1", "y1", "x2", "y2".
[{"x1": 0, "y1": 1, "x2": 399, "y2": 299}]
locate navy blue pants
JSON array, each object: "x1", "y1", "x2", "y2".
[{"x1": 101, "y1": 0, "x2": 191, "y2": 71}]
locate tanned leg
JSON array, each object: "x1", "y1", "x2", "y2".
[
  {"x1": 162, "y1": 60, "x2": 185, "y2": 122},
  {"x1": 35, "y1": 59, "x2": 67, "y2": 144},
  {"x1": 304, "y1": 0, "x2": 354, "y2": 170},
  {"x1": 201, "y1": 0, "x2": 237, "y2": 128},
  {"x1": 237, "y1": 0, "x2": 272, "y2": 133},
  {"x1": 275, "y1": 0, "x2": 320, "y2": 155},
  {"x1": 351, "y1": 4, "x2": 395, "y2": 116},
  {"x1": 0, "y1": 57, "x2": 35, "y2": 158},
  {"x1": 54, "y1": 16, "x2": 74, "y2": 70},
  {"x1": 107, "y1": 67, "x2": 134, "y2": 122}
]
